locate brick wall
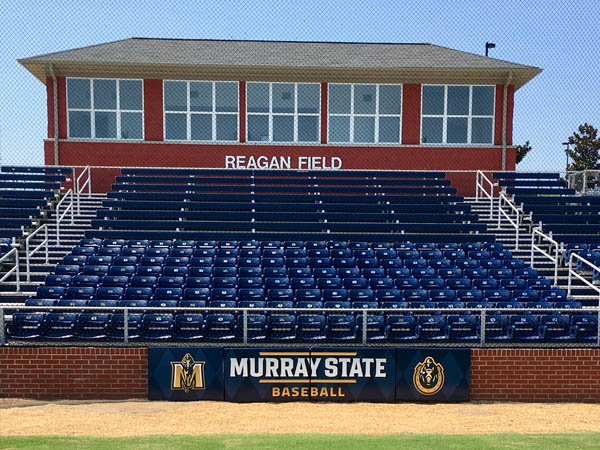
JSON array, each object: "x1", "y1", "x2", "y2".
[
  {"x1": 0, "y1": 347, "x2": 147, "y2": 399},
  {"x1": 1, "y1": 347, "x2": 599, "y2": 401},
  {"x1": 471, "y1": 349, "x2": 600, "y2": 401}
]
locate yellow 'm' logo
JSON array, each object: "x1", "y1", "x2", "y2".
[
  {"x1": 170, "y1": 353, "x2": 206, "y2": 393},
  {"x1": 413, "y1": 356, "x2": 444, "y2": 396}
]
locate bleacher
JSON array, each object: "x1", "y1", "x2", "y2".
[
  {"x1": 87, "y1": 169, "x2": 493, "y2": 242},
  {"x1": 0, "y1": 166, "x2": 71, "y2": 241},
  {"x1": 6, "y1": 237, "x2": 594, "y2": 343}
]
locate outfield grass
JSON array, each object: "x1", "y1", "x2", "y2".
[{"x1": 1, "y1": 433, "x2": 600, "y2": 450}]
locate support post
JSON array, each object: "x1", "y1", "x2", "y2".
[
  {"x1": 243, "y1": 309, "x2": 248, "y2": 345},
  {"x1": 0, "y1": 308, "x2": 5, "y2": 346},
  {"x1": 362, "y1": 310, "x2": 367, "y2": 345},
  {"x1": 123, "y1": 308, "x2": 129, "y2": 345},
  {"x1": 480, "y1": 308, "x2": 486, "y2": 347}
]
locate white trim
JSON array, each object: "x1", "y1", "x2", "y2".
[
  {"x1": 420, "y1": 84, "x2": 495, "y2": 145},
  {"x1": 163, "y1": 80, "x2": 240, "y2": 143},
  {"x1": 245, "y1": 82, "x2": 321, "y2": 144},
  {"x1": 327, "y1": 83, "x2": 402, "y2": 144},
  {"x1": 66, "y1": 77, "x2": 145, "y2": 141}
]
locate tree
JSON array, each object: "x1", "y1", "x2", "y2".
[
  {"x1": 567, "y1": 123, "x2": 600, "y2": 171},
  {"x1": 515, "y1": 141, "x2": 532, "y2": 164}
]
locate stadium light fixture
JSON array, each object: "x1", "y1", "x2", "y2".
[{"x1": 485, "y1": 42, "x2": 496, "y2": 57}]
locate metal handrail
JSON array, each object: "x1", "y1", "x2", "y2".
[
  {"x1": 530, "y1": 227, "x2": 560, "y2": 286},
  {"x1": 75, "y1": 166, "x2": 92, "y2": 215},
  {"x1": 497, "y1": 192, "x2": 521, "y2": 250},
  {"x1": 55, "y1": 189, "x2": 74, "y2": 246},
  {"x1": 475, "y1": 170, "x2": 495, "y2": 220},
  {"x1": 567, "y1": 252, "x2": 600, "y2": 300},
  {"x1": 25, "y1": 224, "x2": 49, "y2": 282},
  {"x1": 0, "y1": 248, "x2": 20, "y2": 292}
]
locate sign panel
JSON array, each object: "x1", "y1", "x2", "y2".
[
  {"x1": 395, "y1": 348, "x2": 470, "y2": 402},
  {"x1": 148, "y1": 347, "x2": 224, "y2": 401}
]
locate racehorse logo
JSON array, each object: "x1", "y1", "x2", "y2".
[
  {"x1": 413, "y1": 356, "x2": 445, "y2": 396},
  {"x1": 170, "y1": 353, "x2": 206, "y2": 393}
]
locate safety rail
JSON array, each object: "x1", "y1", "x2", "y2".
[
  {"x1": 530, "y1": 227, "x2": 560, "y2": 286},
  {"x1": 55, "y1": 189, "x2": 74, "y2": 246},
  {"x1": 0, "y1": 305, "x2": 598, "y2": 348},
  {"x1": 497, "y1": 192, "x2": 522, "y2": 250},
  {"x1": 567, "y1": 252, "x2": 600, "y2": 303},
  {"x1": 25, "y1": 224, "x2": 49, "y2": 282},
  {"x1": 75, "y1": 166, "x2": 92, "y2": 215},
  {"x1": 475, "y1": 170, "x2": 496, "y2": 220},
  {"x1": 0, "y1": 248, "x2": 20, "y2": 293}
]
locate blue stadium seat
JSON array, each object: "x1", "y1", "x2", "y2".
[
  {"x1": 267, "y1": 314, "x2": 297, "y2": 341},
  {"x1": 95, "y1": 287, "x2": 124, "y2": 301},
  {"x1": 65, "y1": 287, "x2": 95, "y2": 300},
  {"x1": 418, "y1": 315, "x2": 448, "y2": 341},
  {"x1": 125, "y1": 287, "x2": 153, "y2": 301},
  {"x1": 238, "y1": 288, "x2": 265, "y2": 302},
  {"x1": 36, "y1": 285, "x2": 65, "y2": 299},
  {"x1": 109, "y1": 266, "x2": 136, "y2": 277},
  {"x1": 473, "y1": 278, "x2": 499, "y2": 290},
  {"x1": 429, "y1": 289, "x2": 456, "y2": 302},
  {"x1": 154, "y1": 288, "x2": 183, "y2": 301},
  {"x1": 419, "y1": 278, "x2": 444, "y2": 289},
  {"x1": 403, "y1": 289, "x2": 429, "y2": 302},
  {"x1": 344, "y1": 277, "x2": 368, "y2": 289},
  {"x1": 162, "y1": 266, "x2": 189, "y2": 277},
  {"x1": 237, "y1": 314, "x2": 267, "y2": 341},
  {"x1": 44, "y1": 313, "x2": 77, "y2": 339},
  {"x1": 572, "y1": 314, "x2": 598, "y2": 342},
  {"x1": 297, "y1": 315, "x2": 327, "y2": 342},
  {"x1": 107, "y1": 314, "x2": 142, "y2": 341},
  {"x1": 174, "y1": 314, "x2": 204, "y2": 340},
  {"x1": 388, "y1": 268, "x2": 412, "y2": 279},
  {"x1": 411, "y1": 267, "x2": 436, "y2": 279},
  {"x1": 387, "y1": 315, "x2": 419, "y2": 342},
  {"x1": 511, "y1": 313, "x2": 544, "y2": 342},
  {"x1": 102, "y1": 275, "x2": 129, "y2": 287},
  {"x1": 72, "y1": 275, "x2": 101, "y2": 287},
  {"x1": 296, "y1": 288, "x2": 321, "y2": 302},
  {"x1": 395, "y1": 277, "x2": 419, "y2": 290},
  {"x1": 141, "y1": 314, "x2": 174, "y2": 340},
  {"x1": 62, "y1": 255, "x2": 88, "y2": 267},
  {"x1": 204, "y1": 314, "x2": 236, "y2": 341},
  {"x1": 542, "y1": 313, "x2": 576, "y2": 342},
  {"x1": 189, "y1": 266, "x2": 213, "y2": 277},
  {"x1": 322, "y1": 289, "x2": 348, "y2": 302},
  {"x1": 211, "y1": 288, "x2": 237, "y2": 302},
  {"x1": 6, "y1": 313, "x2": 46, "y2": 339},
  {"x1": 267, "y1": 289, "x2": 294, "y2": 302},
  {"x1": 76, "y1": 313, "x2": 110, "y2": 340},
  {"x1": 264, "y1": 277, "x2": 290, "y2": 289},
  {"x1": 484, "y1": 312, "x2": 513, "y2": 342},
  {"x1": 447, "y1": 314, "x2": 479, "y2": 342},
  {"x1": 89, "y1": 255, "x2": 114, "y2": 266},
  {"x1": 327, "y1": 315, "x2": 357, "y2": 342},
  {"x1": 55, "y1": 264, "x2": 81, "y2": 276},
  {"x1": 356, "y1": 315, "x2": 387, "y2": 341},
  {"x1": 185, "y1": 277, "x2": 211, "y2": 288}
]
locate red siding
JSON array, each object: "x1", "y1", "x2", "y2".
[
  {"x1": 46, "y1": 77, "x2": 55, "y2": 139},
  {"x1": 506, "y1": 84, "x2": 515, "y2": 146},
  {"x1": 143, "y1": 79, "x2": 163, "y2": 141},
  {"x1": 57, "y1": 77, "x2": 67, "y2": 139},
  {"x1": 239, "y1": 81, "x2": 246, "y2": 143},
  {"x1": 320, "y1": 83, "x2": 328, "y2": 144},
  {"x1": 494, "y1": 85, "x2": 504, "y2": 146},
  {"x1": 401, "y1": 84, "x2": 421, "y2": 145}
]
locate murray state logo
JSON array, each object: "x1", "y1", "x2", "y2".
[
  {"x1": 413, "y1": 356, "x2": 445, "y2": 396},
  {"x1": 170, "y1": 353, "x2": 206, "y2": 393}
]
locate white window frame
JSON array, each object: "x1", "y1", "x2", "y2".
[
  {"x1": 327, "y1": 83, "x2": 402, "y2": 144},
  {"x1": 246, "y1": 82, "x2": 321, "y2": 143},
  {"x1": 420, "y1": 84, "x2": 496, "y2": 145},
  {"x1": 163, "y1": 80, "x2": 239, "y2": 142},
  {"x1": 66, "y1": 77, "x2": 144, "y2": 140}
]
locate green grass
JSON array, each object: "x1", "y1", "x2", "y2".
[{"x1": 1, "y1": 434, "x2": 600, "y2": 450}]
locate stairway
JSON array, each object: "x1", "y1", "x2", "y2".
[
  {"x1": 467, "y1": 197, "x2": 599, "y2": 307},
  {"x1": 0, "y1": 193, "x2": 106, "y2": 306}
]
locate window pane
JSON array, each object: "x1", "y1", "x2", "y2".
[
  {"x1": 298, "y1": 84, "x2": 320, "y2": 114},
  {"x1": 191, "y1": 114, "x2": 212, "y2": 141},
  {"x1": 471, "y1": 117, "x2": 493, "y2": 144},
  {"x1": 273, "y1": 115, "x2": 294, "y2": 142},
  {"x1": 354, "y1": 116, "x2": 375, "y2": 143},
  {"x1": 447, "y1": 86, "x2": 469, "y2": 115},
  {"x1": 379, "y1": 117, "x2": 400, "y2": 143},
  {"x1": 272, "y1": 84, "x2": 294, "y2": 114},
  {"x1": 94, "y1": 79, "x2": 117, "y2": 110},
  {"x1": 67, "y1": 79, "x2": 90, "y2": 109},
  {"x1": 447, "y1": 117, "x2": 468, "y2": 143},
  {"x1": 329, "y1": 116, "x2": 350, "y2": 142},
  {"x1": 120, "y1": 112, "x2": 143, "y2": 139},
  {"x1": 216, "y1": 114, "x2": 238, "y2": 141},
  {"x1": 422, "y1": 86, "x2": 444, "y2": 115},
  {"x1": 68, "y1": 111, "x2": 91, "y2": 138},
  {"x1": 215, "y1": 82, "x2": 238, "y2": 113},
  {"x1": 119, "y1": 80, "x2": 142, "y2": 110},
  {"x1": 379, "y1": 85, "x2": 402, "y2": 115},
  {"x1": 164, "y1": 81, "x2": 187, "y2": 112},
  {"x1": 329, "y1": 84, "x2": 351, "y2": 114},
  {"x1": 354, "y1": 85, "x2": 376, "y2": 115},
  {"x1": 247, "y1": 115, "x2": 269, "y2": 141},
  {"x1": 165, "y1": 113, "x2": 187, "y2": 140},
  {"x1": 421, "y1": 117, "x2": 443, "y2": 143},
  {"x1": 298, "y1": 115, "x2": 318, "y2": 142},
  {"x1": 94, "y1": 111, "x2": 116, "y2": 138},
  {"x1": 247, "y1": 83, "x2": 269, "y2": 113},
  {"x1": 190, "y1": 82, "x2": 212, "y2": 112},
  {"x1": 472, "y1": 86, "x2": 494, "y2": 116}
]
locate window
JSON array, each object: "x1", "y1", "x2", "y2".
[
  {"x1": 246, "y1": 83, "x2": 320, "y2": 143},
  {"x1": 164, "y1": 81, "x2": 239, "y2": 141},
  {"x1": 421, "y1": 85, "x2": 495, "y2": 144},
  {"x1": 66, "y1": 78, "x2": 143, "y2": 140},
  {"x1": 328, "y1": 84, "x2": 402, "y2": 144}
]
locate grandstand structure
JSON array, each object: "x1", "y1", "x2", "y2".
[{"x1": 0, "y1": 166, "x2": 598, "y2": 346}]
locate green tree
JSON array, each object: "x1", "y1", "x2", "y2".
[
  {"x1": 567, "y1": 123, "x2": 600, "y2": 171},
  {"x1": 515, "y1": 141, "x2": 532, "y2": 164}
]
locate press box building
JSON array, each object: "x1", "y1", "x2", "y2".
[{"x1": 18, "y1": 38, "x2": 541, "y2": 193}]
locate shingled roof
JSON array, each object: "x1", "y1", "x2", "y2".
[{"x1": 19, "y1": 38, "x2": 541, "y2": 89}]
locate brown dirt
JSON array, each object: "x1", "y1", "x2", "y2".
[{"x1": 1, "y1": 399, "x2": 600, "y2": 436}]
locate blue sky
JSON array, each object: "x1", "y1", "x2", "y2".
[{"x1": 1, "y1": 0, "x2": 598, "y2": 171}]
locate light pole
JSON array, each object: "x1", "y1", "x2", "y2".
[
  {"x1": 485, "y1": 42, "x2": 496, "y2": 57},
  {"x1": 563, "y1": 142, "x2": 571, "y2": 172}
]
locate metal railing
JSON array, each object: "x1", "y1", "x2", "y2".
[
  {"x1": 55, "y1": 189, "x2": 74, "y2": 246},
  {"x1": 75, "y1": 166, "x2": 92, "y2": 215},
  {"x1": 567, "y1": 252, "x2": 600, "y2": 300},
  {"x1": 497, "y1": 192, "x2": 522, "y2": 250},
  {"x1": 530, "y1": 227, "x2": 560, "y2": 286},
  {"x1": 0, "y1": 305, "x2": 598, "y2": 348},
  {"x1": 475, "y1": 170, "x2": 496, "y2": 220},
  {"x1": 0, "y1": 248, "x2": 20, "y2": 292},
  {"x1": 25, "y1": 224, "x2": 49, "y2": 282}
]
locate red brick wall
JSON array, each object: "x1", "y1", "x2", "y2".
[
  {"x1": 0, "y1": 347, "x2": 147, "y2": 400},
  {"x1": 471, "y1": 349, "x2": 600, "y2": 401},
  {"x1": 2, "y1": 347, "x2": 597, "y2": 401}
]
